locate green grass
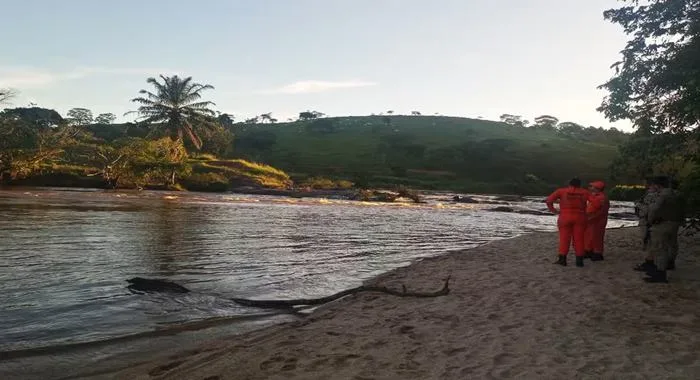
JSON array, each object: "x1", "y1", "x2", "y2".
[
  {"x1": 231, "y1": 115, "x2": 627, "y2": 195},
  {"x1": 189, "y1": 158, "x2": 292, "y2": 190}
]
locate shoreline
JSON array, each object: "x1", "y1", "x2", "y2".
[{"x1": 66, "y1": 226, "x2": 700, "y2": 380}]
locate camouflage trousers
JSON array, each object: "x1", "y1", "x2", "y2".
[
  {"x1": 639, "y1": 222, "x2": 650, "y2": 251},
  {"x1": 649, "y1": 221, "x2": 681, "y2": 271}
]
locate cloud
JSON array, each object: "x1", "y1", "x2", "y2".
[
  {"x1": 261, "y1": 80, "x2": 377, "y2": 94},
  {"x1": 0, "y1": 66, "x2": 179, "y2": 89}
]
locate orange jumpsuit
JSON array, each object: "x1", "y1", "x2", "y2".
[
  {"x1": 585, "y1": 191, "x2": 610, "y2": 254},
  {"x1": 546, "y1": 186, "x2": 591, "y2": 257}
]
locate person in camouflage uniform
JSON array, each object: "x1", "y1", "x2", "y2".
[
  {"x1": 643, "y1": 176, "x2": 685, "y2": 283},
  {"x1": 668, "y1": 178, "x2": 684, "y2": 269},
  {"x1": 633, "y1": 178, "x2": 659, "y2": 272}
]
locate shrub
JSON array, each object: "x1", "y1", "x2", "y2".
[{"x1": 608, "y1": 184, "x2": 646, "y2": 202}]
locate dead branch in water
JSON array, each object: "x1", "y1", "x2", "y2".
[{"x1": 230, "y1": 276, "x2": 451, "y2": 309}]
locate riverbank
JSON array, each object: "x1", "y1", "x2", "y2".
[{"x1": 80, "y1": 227, "x2": 700, "y2": 379}]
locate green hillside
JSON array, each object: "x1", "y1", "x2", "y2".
[{"x1": 231, "y1": 115, "x2": 628, "y2": 194}]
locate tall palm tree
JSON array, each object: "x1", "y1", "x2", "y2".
[{"x1": 128, "y1": 75, "x2": 216, "y2": 150}]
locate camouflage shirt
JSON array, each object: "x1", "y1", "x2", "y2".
[
  {"x1": 634, "y1": 190, "x2": 659, "y2": 223},
  {"x1": 648, "y1": 188, "x2": 685, "y2": 224}
]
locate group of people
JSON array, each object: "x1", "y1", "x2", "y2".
[{"x1": 544, "y1": 176, "x2": 685, "y2": 284}]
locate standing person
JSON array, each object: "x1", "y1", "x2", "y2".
[
  {"x1": 584, "y1": 181, "x2": 610, "y2": 261},
  {"x1": 633, "y1": 178, "x2": 659, "y2": 272},
  {"x1": 546, "y1": 178, "x2": 591, "y2": 267},
  {"x1": 667, "y1": 178, "x2": 684, "y2": 270},
  {"x1": 644, "y1": 176, "x2": 685, "y2": 283}
]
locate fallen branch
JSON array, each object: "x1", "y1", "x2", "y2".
[
  {"x1": 125, "y1": 276, "x2": 451, "y2": 310},
  {"x1": 230, "y1": 276, "x2": 451, "y2": 309}
]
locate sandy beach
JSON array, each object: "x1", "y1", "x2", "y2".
[{"x1": 82, "y1": 227, "x2": 700, "y2": 379}]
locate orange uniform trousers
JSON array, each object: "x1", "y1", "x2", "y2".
[
  {"x1": 585, "y1": 217, "x2": 608, "y2": 254},
  {"x1": 557, "y1": 212, "x2": 587, "y2": 256}
]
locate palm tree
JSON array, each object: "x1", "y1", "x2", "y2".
[{"x1": 128, "y1": 75, "x2": 216, "y2": 150}]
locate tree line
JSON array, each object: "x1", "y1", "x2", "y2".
[{"x1": 597, "y1": 0, "x2": 700, "y2": 228}]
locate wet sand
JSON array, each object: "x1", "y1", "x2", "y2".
[{"x1": 77, "y1": 227, "x2": 700, "y2": 379}]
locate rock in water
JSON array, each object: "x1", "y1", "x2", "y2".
[{"x1": 126, "y1": 277, "x2": 190, "y2": 293}]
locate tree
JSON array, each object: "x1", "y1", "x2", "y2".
[
  {"x1": 128, "y1": 75, "x2": 217, "y2": 150},
  {"x1": 533, "y1": 115, "x2": 559, "y2": 129},
  {"x1": 599, "y1": 0, "x2": 700, "y2": 228},
  {"x1": 298, "y1": 110, "x2": 324, "y2": 121},
  {"x1": 95, "y1": 113, "x2": 117, "y2": 125},
  {"x1": 598, "y1": 0, "x2": 700, "y2": 133},
  {"x1": 557, "y1": 122, "x2": 585, "y2": 137},
  {"x1": 386, "y1": 110, "x2": 394, "y2": 115},
  {"x1": 499, "y1": 114, "x2": 529, "y2": 127},
  {"x1": 1, "y1": 107, "x2": 64, "y2": 128},
  {"x1": 1, "y1": 88, "x2": 16, "y2": 105},
  {"x1": 259, "y1": 112, "x2": 277, "y2": 123},
  {"x1": 67, "y1": 108, "x2": 94, "y2": 126},
  {"x1": 411, "y1": 111, "x2": 421, "y2": 116},
  {"x1": 217, "y1": 113, "x2": 235, "y2": 128}
]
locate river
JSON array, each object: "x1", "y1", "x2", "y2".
[{"x1": 0, "y1": 187, "x2": 635, "y2": 379}]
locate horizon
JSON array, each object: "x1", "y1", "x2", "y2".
[{"x1": 1, "y1": 0, "x2": 632, "y2": 130}]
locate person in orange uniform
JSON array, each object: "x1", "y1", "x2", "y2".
[
  {"x1": 584, "y1": 181, "x2": 610, "y2": 261},
  {"x1": 546, "y1": 178, "x2": 591, "y2": 267}
]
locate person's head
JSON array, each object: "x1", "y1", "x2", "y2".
[
  {"x1": 649, "y1": 176, "x2": 669, "y2": 191},
  {"x1": 645, "y1": 177, "x2": 654, "y2": 188},
  {"x1": 589, "y1": 181, "x2": 605, "y2": 193},
  {"x1": 569, "y1": 178, "x2": 582, "y2": 188}
]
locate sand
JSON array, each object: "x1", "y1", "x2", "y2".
[{"x1": 88, "y1": 227, "x2": 700, "y2": 379}]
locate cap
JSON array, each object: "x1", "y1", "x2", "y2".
[{"x1": 589, "y1": 181, "x2": 605, "y2": 190}]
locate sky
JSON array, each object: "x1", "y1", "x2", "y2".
[{"x1": 0, "y1": 0, "x2": 633, "y2": 129}]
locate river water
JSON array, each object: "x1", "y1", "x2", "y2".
[{"x1": 0, "y1": 187, "x2": 635, "y2": 378}]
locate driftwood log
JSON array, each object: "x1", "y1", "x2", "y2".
[
  {"x1": 231, "y1": 276, "x2": 451, "y2": 309},
  {"x1": 126, "y1": 276, "x2": 451, "y2": 309}
]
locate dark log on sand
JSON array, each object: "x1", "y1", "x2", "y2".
[
  {"x1": 231, "y1": 276, "x2": 451, "y2": 309},
  {"x1": 126, "y1": 276, "x2": 451, "y2": 309}
]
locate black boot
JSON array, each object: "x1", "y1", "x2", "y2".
[
  {"x1": 554, "y1": 255, "x2": 567, "y2": 266},
  {"x1": 575, "y1": 256, "x2": 584, "y2": 267},
  {"x1": 667, "y1": 260, "x2": 676, "y2": 270},
  {"x1": 583, "y1": 251, "x2": 593, "y2": 259},
  {"x1": 633, "y1": 260, "x2": 655, "y2": 272},
  {"x1": 644, "y1": 270, "x2": 668, "y2": 283},
  {"x1": 590, "y1": 253, "x2": 604, "y2": 261}
]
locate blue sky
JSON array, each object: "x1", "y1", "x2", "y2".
[{"x1": 0, "y1": 0, "x2": 632, "y2": 129}]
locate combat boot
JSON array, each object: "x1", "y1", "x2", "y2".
[
  {"x1": 575, "y1": 256, "x2": 584, "y2": 267},
  {"x1": 590, "y1": 253, "x2": 604, "y2": 261},
  {"x1": 554, "y1": 255, "x2": 567, "y2": 266},
  {"x1": 644, "y1": 270, "x2": 668, "y2": 283}
]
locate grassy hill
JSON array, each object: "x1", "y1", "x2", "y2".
[{"x1": 231, "y1": 115, "x2": 627, "y2": 195}]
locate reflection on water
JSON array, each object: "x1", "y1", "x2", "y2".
[{"x1": 0, "y1": 187, "x2": 635, "y2": 356}]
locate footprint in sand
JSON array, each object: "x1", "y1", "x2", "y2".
[
  {"x1": 148, "y1": 360, "x2": 184, "y2": 377},
  {"x1": 260, "y1": 355, "x2": 298, "y2": 371}
]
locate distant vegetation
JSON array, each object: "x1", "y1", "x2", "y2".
[
  {"x1": 231, "y1": 113, "x2": 629, "y2": 195},
  {"x1": 1, "y1": 73, "x2": 634, "y2": 196}
]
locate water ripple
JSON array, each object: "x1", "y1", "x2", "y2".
[{"x1": 0, "y1": 188, "x2": 635, "y2": 352}]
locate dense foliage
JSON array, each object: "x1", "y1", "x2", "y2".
[{"x1": 599, "y1": 0, "x2": 700, "y2": 227}]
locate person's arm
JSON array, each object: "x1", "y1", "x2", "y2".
[
  {"x1": 647, "y1": 191, "x2": 667, "y2": 223},
  {"x1": 587, "y1": 195, "x2": 603, "y2": 220},
  {"x1": 545, "y1": 189, "x2": 561, "y2": 214}
]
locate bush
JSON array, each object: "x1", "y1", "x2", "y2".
[
  {"x1": 300, "y1": 176, "x2": 355, "y2": 190},
  {"x1": 608, "y1": 184, "x2": 646, "y2": 201}
]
